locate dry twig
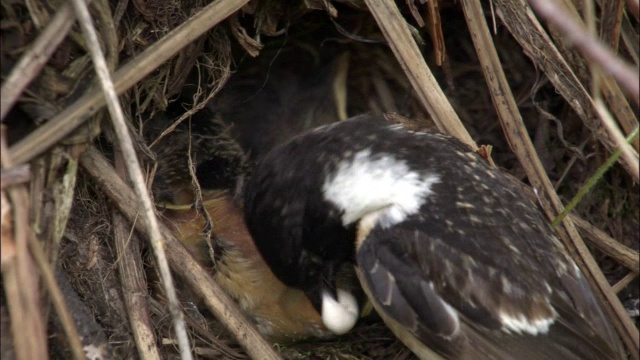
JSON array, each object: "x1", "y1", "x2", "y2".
[
  {"x1": 1, "y1": 130, "x2": 48, "y2": 360},
  {"x1": 0, "y1": 2, "x2": 78, "y2": 121},
  {"x1": 494, "y1": 0, "x2": 639, "y2": 178},
  {"x1": 80, "y1": 146, "x2": 282, "y2": 360},
  {"x1": 8, "y1": 0, "x2": 250, "y2": 165},
  {"x1": 594, "y1": 100, "x2": 639, "y2": 182},
  {"x1": 612, "y1": 272, "x2": 639, "y2": 293},
  {"x1": 112, "y1": 151, "x2": 161, "y2": 360},
  {"x1": 460, "y1": 1, "x2": 639, "y2": 356},
  {"x1": 364, "y1": 0, "x2": 476, "y2": 148},
  {"x1": 0, "y1": 165, "x2": 30, "y2": 189},
  {"x1": 570, "y1": 215, "x2": 639, "y2": 273},
  {"x1": 528, "y1": 0, "x2": 639, "y2": 105},
  {"x1": 27, "y1": 236, "x2": 85, "y2": 360},
  {"x1": 69, "y1": 0, "x2": 192, "y2": 357}
]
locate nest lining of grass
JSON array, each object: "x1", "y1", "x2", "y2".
[{"x1": 1, "y1": 0, "x2": 638, "y2": 359}]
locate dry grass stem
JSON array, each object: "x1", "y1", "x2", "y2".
[
  {"x1": 558, "y1": 0, "x2": 639, "y2": 152},
  {"x1": 80, "y1": 146, "x2": 282, "y2": 360},
  {"x1": 0, "y1": 165, "x2": 30, "y2": 189},
  {"x1": 113, "y1": 151, "x2": 161, "y2": 360},
  {"x1": 528, "y1": 0, "x2": 639, "y2": 104},
  {"x1": 461, "y1": 1, "x2": 639, "y2": 356},
  {"x1": 0, "y1": 2, "x2": 77, "y2": 121},
  {"x1": 612, "y1": 272, "x2": 639, "y2": 293},
  {"x1": 599, "y1": 0, "x2": 625, "y2": 50},
  {"x1": 7, "y1": 0, "x2": 250, "y2": 165},
  {"x1": 28, "y1": 235, "x2": 85, "y2": 360},
  {"x1": 571, "y1": 215, "x2": 639, "y2": 273},
  {"x1": 1, "y1": 130, "x2": 48, "y2": 360},
  {"x1": 364, "y1": 0, "x2": 476, "y2": 148},
  {"x1": 595, "y1": 99, "x2": 640, "y2": 182},
  {"x1": 69, "y1": 0, "x2": 192, "y2": 356},
  {"x1": 494, "y1": 0, "x2": 639, "y2": 178}
]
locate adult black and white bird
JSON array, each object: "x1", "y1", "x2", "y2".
[{"x1": 243, "y1": 113, "x2": 626, "y2": 359}]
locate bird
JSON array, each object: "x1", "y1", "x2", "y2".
[
  {"x1": 143, "y1": 49, "x2": 367, "y2": 342},
  {"x1": 148, "y1": 102, "x2": 358, "y2": 343},
  {"x1": 160, "y1": 190, "x2": 339, "y2": 343},
  {"x1": 242, "y1": 113, "x2": 626, "y2": 359}
]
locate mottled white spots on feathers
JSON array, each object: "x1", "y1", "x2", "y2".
[
  {"x1": 464, "y1": 152, "x2": 478, "y2": 161},
  {"x1": 507, "y1": 243, "x2": 522, "y2": 254},
  {"x1": 455, "y1": 201, "x2": 475, "y2": 209},
  {"x1": 469, "y1": 215, "x2": 482, "y2": 224},
  {"x1": 322, "y1": 149, "x2": 439, "y2": 226}
]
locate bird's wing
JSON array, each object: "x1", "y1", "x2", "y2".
[{"x1": 356, "y1": 222, "x2": 621, "y2": 360}]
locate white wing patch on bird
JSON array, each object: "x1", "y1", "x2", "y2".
[{"x1": 322, "y1": 148, "x2": 439, "y2": 226}]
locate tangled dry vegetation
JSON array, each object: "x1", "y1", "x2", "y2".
[{"x1": 1, "y1": 0, "x2": 638, "y2": 359}]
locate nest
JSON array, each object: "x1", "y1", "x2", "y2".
[{"x1": 1, "y1": 0, "x2": 638, "y2": 359}]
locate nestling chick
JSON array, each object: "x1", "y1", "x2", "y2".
[
  {"x1": 160, "y1": 191, "x2": 335, "y2": 342},
  {"x1": 243, "y1": 113, "x2": 626, "y2": 359},
  {"x1": 148, "y1": 104, "x2": 351, "y2": 342}
]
